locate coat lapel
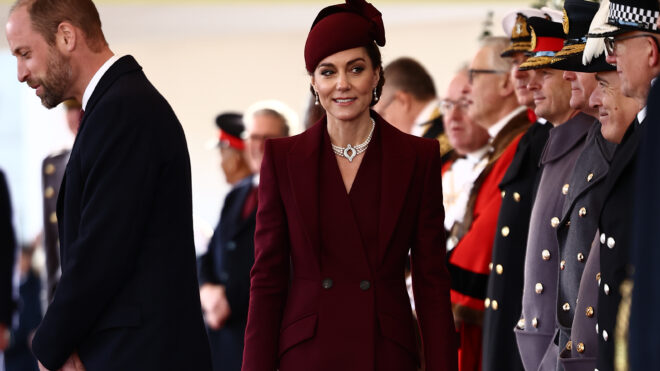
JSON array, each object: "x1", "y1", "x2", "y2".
[
  {"x1": 288, "y1": 121, "x2": 323, "y2": 270},
  {"x1": 377, "y1": 114, "x2": 415, "y2": 266}
]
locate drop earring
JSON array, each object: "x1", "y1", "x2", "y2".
[
  {"x1": 373, "y1": 88, "x2": 379, "y2": 102},
  {"x1": 314, "y1": 91, "x2": 320, "y2": 106}
]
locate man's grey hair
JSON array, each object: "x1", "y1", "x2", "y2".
[{"x1": 480, "y1": 36, "x2": 514, "y2": 72}]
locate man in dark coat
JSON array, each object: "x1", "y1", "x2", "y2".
[
  {"x1": 5, "y1": 1, "x2": 211, "y2": 370},
  {"x1": 0, "y1": 169, "x2": 16, "y2": 362}
]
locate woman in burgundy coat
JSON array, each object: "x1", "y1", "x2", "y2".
[{"x1": 242, "y1": 1, "x2": 457, "y2": 370}]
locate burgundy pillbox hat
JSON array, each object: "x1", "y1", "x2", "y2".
[{"x1": 304, "y1": 0, "x2": 385, "y2": 73}]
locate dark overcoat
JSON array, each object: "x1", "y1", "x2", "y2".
[{"x1": 0, "y1": 169, "x2": 16, "y2": 327}]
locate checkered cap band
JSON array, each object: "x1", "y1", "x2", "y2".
[{"x1": 609, "y1": 3, "x2": 659, "y2": 31}]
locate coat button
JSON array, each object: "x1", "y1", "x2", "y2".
[
  {"x1": 596, "y1": 272, "x2": 601, "y2": 285},
  {"x1": 501, "y1": 226, "x2": 510, "y2": 237},
  {"x1": 489, "y1": 262, "x2": 493, "y2": 271},
  {"x1": 577, "y1": 253, "x2": 585, "y2": 262},
  {"x1": 586, "y1": 306, "x2": 594, "y2": 318},
  {"x1": 532, "y1": 317, "x2": 539, "y2": 328},
  {"x1": 587, "y1": 173, "x2": 594, "y2": 182},
  {"x1": 496, "y1": 264, "x2": 504, "y2": 275},
  {"x1": 577, "y1": 342, "x2": 585, "y2": 353},
  {"x1": 501, "y1": 191, "x2": 506, "y2": 198},
  {"x1": 566, "y1": 340, "x2": 572, "y2": 350},
  {"x1": 44, "y1": 186, "x2": 55, "y2": 199},
  {"x1": 485, "y1": 298, "x2": 491, "y2": 308},
  {"x1": 562, "y1": 184, "x2": 570, "y2": 195},
  {"x1": 535, "y1": 283, "x2": 544, "y2": 294},
  {"x1": 561, "y1": 260, "x2": 566, "y2": 270},
  {"x1": 322, "y1": 278, "x2": 333, "y2": 289},
  {"x1": 516, "y1": 318, "x2": 525, "y2": 329},
  {"x1": 491, "y1": 300, "x2": 499, "y2": 310},
  {"x1": 579, "y1": 207, "x2": 587, "y2": 217},
  {"x1": 542, "y1": 249, "x2": 551, "y2": 261},
  {"x1": 50, "y1": 212, "x2": 58, "y2": 224},
  {"x1": 600, "y1": 233, "x2": 606, "y2": 244},
  {"x1": 226, "y1": 241, "x2": 237, "y2": 251},
  {"x1": 607, "y1": 237, "x2": 615, "y2": 249},
  {"x1": 513, "y1": 192, "x2": 521, "y2": 202},
  {"x1": 45, "y1": 163, "x2": 56, "y2": 175},
  {"x1": 551, "y1": 217, "x2": 560, "y2": 228},
  {"x1": 603, "y1": 330, "x2": 609, "y2": 341},
  {"x1": 563, "y1": 302, "x2": 571, "y2": 311},
  {"x1": 604, "y1": 284, "x2": 610, "y2": 295},
  {"x1": 359, "y1": 280, "x2": 371, "y2": 291}
]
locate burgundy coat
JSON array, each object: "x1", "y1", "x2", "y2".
[{"x1": 242, "y1": 112, "x2": 457, "y2": 371}]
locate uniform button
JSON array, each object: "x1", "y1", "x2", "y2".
[
  {"x1": 604, "y1": 284, "x2": 610, "y2": 295},
  {"x1": 485, "y1": 298, "x2": 491, "y2": 309},
  {"x1": 496, "y1": 264, "x2": 504, "y2": 275},
  {"x1": 563, "y1": 303, "x2": 571, "y2": 311},
  {"x1": 579, "y1": 207, "x2": 587, "y2": 217},
  {"x1": 587, "y1": 173, "x2": 594, "y2": 182},
  {"x1": 49, "y1": 212, "x2": 58, "y2": 224},
  {"x1": 513, "y1": 192, "x2": 521, "y2": 202},
  {"x1": 566, "y1": 220, "x2": 571, "y2": 227},
  {"x1": 607, "y1": 237, "x2": 615, "y2": 249},
  {"x1": 551, "y1": 217, "x2": 560, "y2": 228},
  {"x1": 226, "y1": 241, "x2": 237, "y2": 251},
  {"x1": 603, "y1": 330, "x2": 609, "y2": 341},
  {"x1": 542, "y1": 249, "x2": 551, "y2": 261},
  {"x1": 501, "y1": 191, "x2": 506, "y2": 199},
  {"x1": 44, "y1": 186, "x2": 55, "y2": 199},
  {"x1": 562, "y1": 184, "x2": 570, "y2": 195},
  {"x1": 586, "y1": 306, "x2": 594, "y2": 318},
  {"x1": 535, "y1": 283, "x2": 544, "y2": 294},
  {"x1": 577, "y1": 253, "x2": 585, "y2": 262},
  {"x1": 488, "y1": 262, "x2": 493, "y2": 271},
  {"x1": 566, "y1": 340, "x2": 572, "y2": 350},
  {"x1": 561, "y1": 260, "x2": 566, "y2": 270},
  {"x1": 517, "y1": 318, "x2": 525, "y2": 329},
  {"x1": 322, "y1": 278, "x2": 333, "y2": 289},
  {"x1": 596, "y1": 272, "x2": 601, "y2": 285},
  {"x1": 359, "y1": 280, "x2": 371, "y2": 291},
  {"x1": 600, "y1": 233, "x2": 606, "y2": 244},
  {"x1": 501, "y1": 226, "x2": 510, "y2": 237},
  {"x1": 491, "y1": 300, "x2": 499, "y2": 310},
  {"x1": 45, "y1": 163, "x2": 56, "y2": 175},
  {"x1": 532, "y1": 317, "x2": 539, "y2": 328},
  {"x1": 577, "y1": 342, "x2": 585, "y2": 353},
  {"x1": 596, "y1": 323, "x2": 599, "y2": 334}
]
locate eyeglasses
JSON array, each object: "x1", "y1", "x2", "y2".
[
  {"x1": 439, "y1": 99, "x2": 471, "y2": 115},
  {"x1": 468, "y1": 69, "x2": 508, "y2": 84},
  {"x1": 604, "y1": 33, "x2": 660, "y2": 56}
]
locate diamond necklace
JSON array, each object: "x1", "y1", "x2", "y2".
[{"x1": 331, "y1": 118, "x2": 376, "y2": 162}]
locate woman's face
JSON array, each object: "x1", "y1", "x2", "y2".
[{"x1": 311, "y1": 47, "x2": 380, "y2": 123}]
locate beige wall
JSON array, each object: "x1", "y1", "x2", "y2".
[{"x1": 0, "y1": 1, "x2": 528, "y2": 242}]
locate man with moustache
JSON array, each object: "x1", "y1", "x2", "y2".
[
  {"x1": 440, "y1": 68, "x2": 490, "y2": 251},
  {"x1": 448, "y1": 37, "x2": 532, "y2": 371},
  {"x1": 514, "y1": 16, "x2": 594, "y2": 371},
  {"x1": 5, "y1": 1, "x2": 212, "y2": 370},
  {"x1": 586, "y1": 0, "x2": 659, "y2": 369},
  {"x1": 481, "y1": 9, "x2": 553, "y2": 371}
]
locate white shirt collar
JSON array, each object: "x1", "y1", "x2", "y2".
[
  {"x1": 487, "y1": 106, "x2": 527, "y2": 138},
  {"x1": 638, "y1": 106, "x2": 647, "y2": 124},
  {"x1": 82, "y1": 55, "x2": 119, "y2": 110},
  {"x1": 414, "y1": 99, "x2": 440, "y2": 126},
  {"x1": 465, "y1": 145, "x2": 491, "y2": 163}
]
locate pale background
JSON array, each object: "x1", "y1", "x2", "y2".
[{"x1": 0, "y1": 0, "x2": 530, "y2": 247}]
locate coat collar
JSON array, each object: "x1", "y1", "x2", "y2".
[
  {"x1": 540, "y1": 112, "x2": 593, "y2": 165},
  {"x1": 286, "y1": 111, "x2": 415, "y2": 270}
]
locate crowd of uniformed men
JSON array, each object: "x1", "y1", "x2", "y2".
[{"x1": 2, "y1": 0, "x2": 660, "y2": 370}]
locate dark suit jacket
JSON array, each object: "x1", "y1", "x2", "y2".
[
  {"x1": 242, "y1": 112, "x2": 457, "y2": 371},
  {"x1": 0, "y1": 169, "x2": 16, "y2": 326},
  {"x1": 31, "y1": 56, "x2": 212, "y2": 371},
  {"x1": 198, "y1": 175, "x2": 256, "y2": 371}
]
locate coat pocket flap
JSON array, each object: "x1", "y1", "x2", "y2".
[
  {"x1": 278, "y1": 314, "x2": 318, "y2": 357},
  {"x1": 93, "y1": 304, "x2": 142, "y2": 333}
]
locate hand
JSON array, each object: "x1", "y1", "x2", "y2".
[
  {"x1": 0, "y1": 323, "x2": 9, "y2": 350},
  {"x1": 38, "y1": 361, "x2": 49, "y2": 371},
  {"x1": 60, "y1": 352, "x2": 86, "y2": 371},
  {"x1": 200, "y1": 284, "x2": 231, "y2": 330}
]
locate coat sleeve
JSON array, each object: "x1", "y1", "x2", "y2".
[
  {"x1": 411, "y1": 140, "x2": 459, "y2": 371},
  {"x1": 242, "y1": 140, "x2": 291, "y2": 371},
  {"x1": 31, "y1": 99, "x2": 175, "y2": 369},
  {"x1": 0, "y1": 170, "x2": 16, "y2": 326}
]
